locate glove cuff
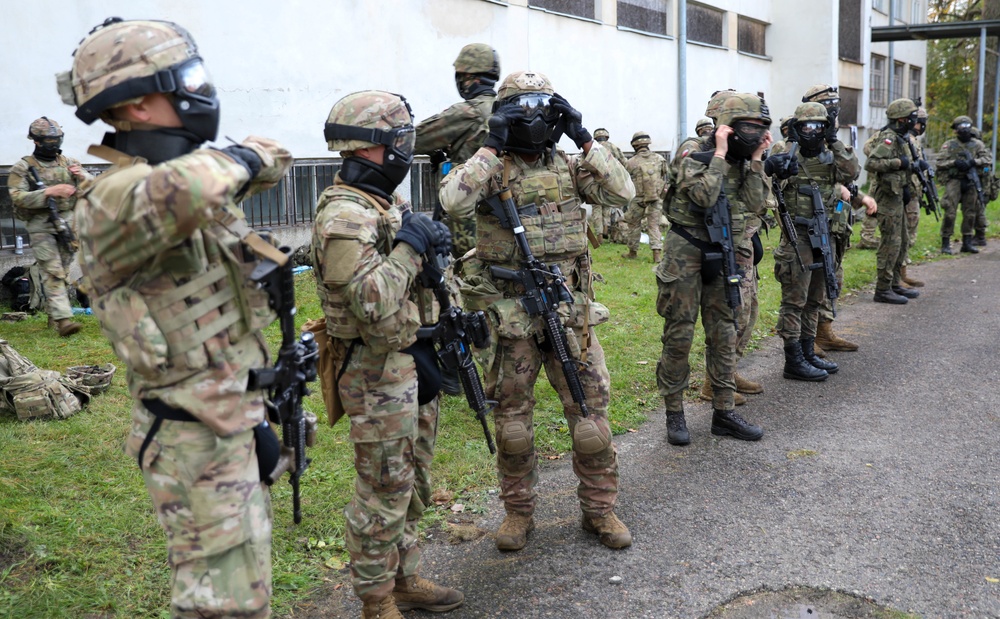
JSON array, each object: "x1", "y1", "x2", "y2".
[{"x1": 573, "y1": 128, "x2": 593, "y2": 150}]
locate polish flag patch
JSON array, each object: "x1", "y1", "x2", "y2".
[{"x1": 884, "y1": 138, "x2": 893, "y2": 144}]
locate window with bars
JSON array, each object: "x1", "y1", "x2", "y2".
[
  {"x1": 528, "y1": 0, "x2": 596, "y2": 20},
  {"x1": 911, "y1": 0, "x2": 923, "y2": 24},
  {"x1": 909, "y1": 66, "x2": 922, "y2": 101},
  {"x1": 737, "y1": 16, "x2": 766, "y2": 56},
  {"x1": 873, "y1": 0, "x2": 886, "y2": 13},
  {"x1": 618, "y1": 0, "x2": 669, "y2": 36},
  {"x1": 891, "y1": 61, "x2": 904, "y2": 100},
  {"x1": 839, "y1": 87, "x2": 862, "y2": 126},
  {"x1": 688, "y1": 3, "x2": 725, "y2": 47},
  {"x1": 871, "y1": 55, "x2": 886, "y2": 106},
  {"x1": 839, "y1": 0, "x2": 862, "y2": 62}
]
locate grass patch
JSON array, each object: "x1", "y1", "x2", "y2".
[{"x1": 1, "y1": 198, "x2": 997, "y2": 617}]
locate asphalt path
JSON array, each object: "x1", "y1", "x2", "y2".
[{"x1": 333, "y1": 247, "x2": 999, "y2": 619}]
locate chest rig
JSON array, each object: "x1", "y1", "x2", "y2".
[{"x1": 16, "y1": 155, "x2": 77, "y2": 218}]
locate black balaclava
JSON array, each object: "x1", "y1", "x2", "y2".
[{"x1": 106, "y1": 128, "x2": 203, "y2": 165}]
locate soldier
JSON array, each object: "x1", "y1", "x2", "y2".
[
  {"x1": 318, "y1": 91, "x2": 462, "y2": 619},
  {"x1": 770, "y1": 103, "x2": 860, "y2": 381},
  {"x1": 865, "y1": 98, "x2": 923, "y2": 304},
  {"x1": 622, "y1": 131, "x2": 668, "y2": 262},
  {"x1": 415, "y1": 43, "x2": 500, "y2": 258},
  {"x1": 695, "y1": 117, "x2": 715, "y2": 138},
  {"x1": 937, "y1": 115, "x2": 992, "y2": 255},
  {"x1": 858, "y1": 136, "x2": 884, "y2": 250},
  {"x1": 440, "y1": 70, "x2": 635, "y2": 552},
  {"x1": 593, "y1": 128, "x2": 628, "y2": 165},
  {"x1": 592, "y1": 128, "x2": 628, "y2": 238},
  {"x1": 898, "y1": 107, "x2": 929, "y2": 286},
  {"x1": 7, "y1": 117, "x2": 93, "y2": 336},
  {"x1": 60, "y1": 17, "x2": 293, "y2": 619},
  {"x1": 657, "y1": 93, "x2": 772, "y2": 446}
]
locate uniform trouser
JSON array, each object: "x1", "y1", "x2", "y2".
[
  {"x1": 340, "y1": 347, "x2": 438, "y2": 603},
  {"x1": 941, "y1": 180, "x2": 982, "y2": 239},
  {"x1": 735, "y1": 227, "x2": 761, "y2": 359},
  {"x1": 860, "y1": 211, "x2": 879, "y2": 245},
  {"x1": 774, "y1": 229, "x2": 826, "y2": 341},
  {"x1": 30, "y1": 231, "x2": 74, "y2": 320},
  {"x1": 126, "y1": 404, "x2": 272, "y2": 619},
  {"x1": 876, "y1": 199, "x2": 909, "y2": 290},
  {"x1": 655, "y1": 230, "x2": 737, "y2": 412},
  {"x1": 905, "y1": 196, "x2": 920, "y2": 257},
  {"x1": 589, "y1": 204, "x2": 606, "y2": 238},
  {"x1": 818, "y1": 234, "x2": 849, "y2": 323},
  {"x1": 625, "y1": 199, "x2": 664, "y2": 251},
  {"x1": 484, "y1": 328, "x2": 618, "y2": 517}
]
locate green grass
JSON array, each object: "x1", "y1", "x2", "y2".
[{"x1": 1, "y1": 199, "x2": 998, "y2": 617}]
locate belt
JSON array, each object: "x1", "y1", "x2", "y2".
[{"x1": 136, "y1": 398, "x2": 199, "y2": 471}]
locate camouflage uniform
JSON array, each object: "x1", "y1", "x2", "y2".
[
  {"x1": 624, "y1": 141, "x2": 668, "y2": 255},
  {"x1": 592, "y1": 129, "x2": 628, "y2": 238},
  {"x1": 62, "y1": 19, "x2": 294, "y2": 619},
  {"x1": 937, "y1": 132, "x2": 991, "y2": 242}
]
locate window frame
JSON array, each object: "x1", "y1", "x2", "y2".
[
  {"x1": 909, "y1": 65, "x2": 923, "y2": 102},
  {"x1": 736, "y1": 15, "x2": 769, "y2": 59},
  {"x1": 686, "y1": 2, "x2": 726, "y2": 48},
  {"x1": 616, "y1": 0, "x2": 671, "y2": 38},
  {"x1": 527, "y1": 0, "x2": 601, "y2": 24},
  {"x1": 871, "y1": 54, "x2": 887, "y2": 107}
]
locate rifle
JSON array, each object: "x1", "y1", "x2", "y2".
[
  {"x1": 27, "y1": 166, "x2": 76, "y2": 252},
  {"x1": 481, "y1": 183, "x2": 590, "y2": 418},
  {"x1": 961, "y1": 152, "x2": 988, "y2": 209},
  {"x1": 795, "y1": 185, "x2": 840, "y2": 317},
  {"x1": 771, "y1": 143, "x2": 806, "y2": 271},
  {"x1": 690, "y1": 150, "x2": 742, "y2": 325},
  {"x1": 248, "y1": 246, "x2": 319, "y2": 524},
  {"x1": 416, "y1": 248, "x2": 497, "y2": 454},
  {"x1": 903, "y1": 137, "x2": 941, "y2": 220}
]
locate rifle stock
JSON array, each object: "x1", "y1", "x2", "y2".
[
  {"x1": 795, "y1": 185, "x2": 840, "y2": 317},
  {"x1": 904, "y1": 138, "x2": 941, "y2": 221}
]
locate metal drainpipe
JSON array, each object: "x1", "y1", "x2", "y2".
[
  {"x1": 678, "y1": 0, "x2": 688, "y2": 148},
  {"x1": 978, "y1": 27, "x2": 987, "y2": 131},
  {"x1": 992, "y1": 47, "x2": 1000, "y2": 160},
  {"x1": 887, "y1": 0, "x2": 895, "y2": 105}
]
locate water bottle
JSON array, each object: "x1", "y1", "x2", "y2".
[{"x1": 14, "y1": 236, "x2": 24, "y2": 255}]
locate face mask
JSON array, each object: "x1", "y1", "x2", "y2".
[
  {"x1": 169, "y1": 59, "x2": 221, "y2": 143},
  {"x1": 727, "y1": 121, "x2": 766, "y2": 160},
  {"x1": 33, "y1": 137, "x2": 63, "y2": 161},
  {"x1": 796, "y1": 121, "x2": 826, "y2": 155}
]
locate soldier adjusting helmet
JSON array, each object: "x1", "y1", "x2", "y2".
[
  {"x1": 913, "y1": 106, "x2": 928, "y2": 136},
  {"x1": 28, "y1": 117, "x2": 64, "y2": 156},
  {"x1": 58, "y1": 17, "x2": 220, "y2": 143},
  {"x1": 454, "y1": 43, "x2": 501, "y2": 100},
  {"x1": 695, "y1": 117, "x2": 714, "y2": 137},
  {"x1": 717, "y1": 93, "x2": 771, "y2": 159},
  {"x1": 705, "y1": 89, "x2": 736, "y2": 121},
  {"x1": 631, "y1": 131, "x2": 651, "y2": 150},
  {"x1": 496, "y1": 70, "x2": 559, "y2": 154},
  {"x1": 593, "y1": 128, "x2": 610, "y2": 142}
]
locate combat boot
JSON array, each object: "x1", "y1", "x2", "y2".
[
  {"x1": 711, "y1": 409, "x2": 764, "y2": 441},
  {"x1": 960, "y1": 235, "x2": 980, "y2": 253},
  {"x1": 873, "y1": 288, "x2": 908, "y2": 304},
  {"x1": 393, "y1": 576, "x2": 464, "y2": 613},
  {"x1": 47, "y1": 315, "x2": 56, "y2": 329},
  {"x1": 700, "y1": 381, "x2": 746, "y2": 406},
  {"x1": 891, "y1": 286, "x2": 920, "y2": 299},
  {"x1": 666, "y1": 412, "x2": 690, "y2": 446},
  {"x1": 495, "y1": 512, "x2": 534, "y2": 551},
  {"x1": 782, "y1": 340, "x2": 828, "y2": 381},
  {"x1": 581, "y1": 511, "x2": 632, "y2": 549},
  {"x1": 734, "y1": 372, "x2": 763, "y2": 394},
  {"x1": 972, "y1": 232, "x2": 988, "y2": 247},
  {"x1": 800, "y1": 337, "x2": 838, "y2": 374},
  {"x1": 652, "y1": 249, "x2": 662, "y2": 264},
  {"x1": 621, "y1": 248, "x2": 637, "y2": 260},
  {"x1": 362, "y1": 595, "x2": 403, "y2": 619},
  {"x1": 55, "y1": 319, "x2": 82, "y2": 337},
  {"x1": 941, "y1": 237, "x2": 954, "y2": 255},
  {"x1": 812, "y1": 340, "x2": 828, "y2": 358},
  {"x1": 900, "y1": 265, "x2": 924, "y2": 288},
  {"x1": 815, "y1": 320, "x2": 858, "y2": 352}
]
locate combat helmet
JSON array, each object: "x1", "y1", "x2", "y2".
[
  {"x1": 631, "y1": 131, "x2": 651, "y2": 149},
  {"x1": 594, "y1": 128, "x2": 610, "y2": 142},
  {"x1": 695, "y1": 117, "x2": 714, "y2": 137},
  {"x1": 716, "y1": 93, "x2": 772, "y2": 128},
  {"x1": 793, "y1": 102, "x2": 829, "y2": 151},
  {"x1": 793, "y1": 102, "x2": 829, "y2": 123},
  {"x1": 58, "y1": 17, "x2": 219, "y2": 142},
  {"x1": 778, "y1": 115, "x2": 794, "y2": 139},
  {"x1": 802, "y1": 84, "x2": 838, "y2": 104},
  {"x1": 705, "y1": 89, "x2": 736, "y2": 121},
  {"x1": 886, "y1": 98, "x2": 918, "y2": 120},
  {"x1": 496, "y1": 71, "x2": 559, "y2": 153},
  {"x1": 28, "y1": 117, "x2": 64, "y2": 141},
  {"x1": 497, "y1": 70, "x2": 554, "y2": 100},
  {"x1": 454, "y1": 43, "x2": 501, "y2": 80},
  {"x1": 952, "y1": 115, "x2": 974, "y2": 128}
]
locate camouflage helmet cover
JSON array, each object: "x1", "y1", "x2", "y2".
[
  {"x1": 454, "y1": 43, "x2": 501, "y2": 79},
  {"x1": 802, "y1": 84, "x2": 838, "y2": 103},
  {"x1": 716, "y1": 93, "x2": 772, "y2": 128},
  {"x1": 497, "y1": 70, "x2": 554, "y2": 100},
  {"x1": 916, "y1": 106, "x2": 928, "y2": 121},
  {"x1": 886, "y1": 98, "x2": 918, "y2": 120},
  {"x1": 778, "y1": 115, "x2": 794, "y2": 137},
  {"x1": 631, "y1": 131, "x2": 651, "y2": 148},
  {"x1": 793, "y1": 102, "x2": 829, "y2": 124},
  {"x1": 28, "y1": 117, "x2": 64, "y2": 140},
  {"x1": 695, "y1": 117, "x2": 714, "y2": 131},
  {"x1": 705, "y1": 89, "x2": 736, "y2": 120},
  {"x1": 325, "y1": 90, "x2": 414, "y2": 152},
  {"x1": 952, "y1": 114, "x2": 974, "y2": 128},
  {"x1": 593, "y1": 128, "x2": 610, "y2": 141}
]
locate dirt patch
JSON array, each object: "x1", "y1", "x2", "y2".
[{"x1": 703, "y1": 586, "x2": 919, "y2": 619}]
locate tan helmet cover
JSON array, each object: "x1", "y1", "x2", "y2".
[
  {"x1": 497, "y1": 70, "x2": 554, "y2": 100},
  {"x1": 325, "y1": 90, "x2": 413, "y2": 152}
]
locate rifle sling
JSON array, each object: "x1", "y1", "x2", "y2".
[{"x1": 135, "y1": 398, "x2": 199, "y2": 471}]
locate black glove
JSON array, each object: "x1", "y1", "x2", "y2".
[
  {"x1": 763, "y1": 152, "x2": 799, "y2": 180},
  {"x1": 483, "y1": 103, "x2": 525, "y2": 152},
  {"x1": 551, "y1": 93, "x2": 592, "y2": 149},
  {"x1": 825, "y1": 119, "x2": 839, "y2": 144},
  {"x1": 955, "y1": 158, "x2": 972, "y2": 172},
  {"x1": 785, "y1": 119, "x2": 801, "y2": 144},
  {"x1": 221, "y1": 145, "x2": 263, "y2": 180},
  {"x1": 430, "y1": 150, "x2": 448, "y2": 168},
  {"x1": 394, "y1": 211, "x2": 450, "y2": 255},
  {"x1": 917, "y1": 159, "x2": 930, "y2": 172},
  {"x1": 897, "y1": 155, "x2": 910, "y2": 171}
]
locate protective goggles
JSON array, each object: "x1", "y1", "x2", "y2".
[
  {"x1": 506, "y1": 93, "x2": 560, "y2": 121},
  {"x1": 732, "y1": 121, "x2": 768, "y2": 143},
  {"x1": 323, "y1": 123, "x2": 416, "y2": 158},
  {"x1": 955, "y1": 122, "x2": 973, "y2": 131},
  {"x1": 820, "y1": 98, "x2": 840, "y2": 110},
  {"x1": 75, "y1": 57, "x2": 217, "y2": 124},
  {"x1": 796, "y1": 121, "x2": 826, "y2": 137},
  {"x1": 33, "y1": 136, "x2": 64, "y2": 148}
]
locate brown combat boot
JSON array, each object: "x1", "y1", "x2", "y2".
[
  {"x1": 55, "y1": 318, "x2": 82, "y2": 337},
  {"x1": 495, "y1": 512, "x2": 534, "y2": 551},
  {"x1": 652, "y1": 249, "x2": 662, "y2": 263},
  {"x1": 900, "y1": 265, "x2": 924, "y2": 288},
  {"x1": 815, "y1": 320, "x2": 858, "y2": 352},
  {"x1": 582, "y1": 511, "x2": 632, "y2": 549},
  {"x1": 362, "y1": 594, "x2": 403, "y2": 619},
  {"x1": 733, "y1": 372, "x2": 763, "y2": 394},
  {"x1": 621, "y1": 248, "x2": 638, "y2": 260},
  {"x1": 393, "y1": 575, "x2": 464, "y2": 613},
  {"x1": 700, "y1": 380, "x2": 746, "y2": 406}
]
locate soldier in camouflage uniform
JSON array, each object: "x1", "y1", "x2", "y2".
[
  {"x1": 771, "y1": 103, "x2": 859, "y2": 381},
  {"x1": 657, "y1": 93, "x2": 771, "y2": 446},
  {"x1": 59, "y1": 18, "x2": 294, "y2": 619},
  {"x1": 937, "y1": 115, "x2": 992, "y2": 255},
  {"x1": 592, "y1": 128, "x2": 628, "y2": 238},
  {"x1": 897, "y1": 107, "x2": 929, "y2": 286},
  {"x1": 622, "y1": 131, "x2": 668, "y2": 262},
  {"x1": 318, "y1": 91, "x2": 462, "y2": 619},
  {"x1": 415, "y1": 43, "x2": 500, "y2": 259},
  {"x1": 865, "y1": 98, "x2": 924, "y2": 305},
  {"x1": 7, "y1": 117, "x2": 93, "y2": 336},
  {"x1": 441, "y1": 70, "x2": 635, "y2": 552}
]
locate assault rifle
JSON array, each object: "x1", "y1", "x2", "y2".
[
  {"x1": 903, "y1": 137, "x2": 941, "y2": 221},
  {"x1": 960, "y1": 152, "x2": 988, "y2": 209},
  {"x1": 770, "y1": 143, "x2": 806, "y2": 271},
  {"x1": 481, "y1": 187, "x2": 590, "y2": 418},
  {"x1": 796, "y1": 184, "x2": 840, "y2": 317},
  {"x1": 690, "y1": 150, "x2": 742, "y2": 323},
  {"x1": 248, "y1": 246, "x2": 319, "y2": 524},
  {"x1": 416, "y1": 247, "x2": 497, "y2": 454},
  {"x1": 27, "y1": 166, "x2": 76, "y2": 252}
]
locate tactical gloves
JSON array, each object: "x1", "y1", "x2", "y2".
[
  {"x1": 551, "y1": 93, "x2": 593, "y2": 149},
  {"x1": 484, "y1": 103, "x2": 525, "y2": 152},
  {"x1": 763, "y1": 152, "x2": 800, "y2": 180},
  {"x1": 221, "y1": 144, "x2": 263, "y2": 180},
  {"x1": 897, "y1": 155, "x2": 910, "y2": 171},
  {"x1": 395, "y1": 211, "x2": 452, "y2": 256},
  {"x1": 825, "y1": 120, "x2": 839, "y2": 144},
  {"x1": 785, "y1": 120, "x2": 801, "y2": 144},
  {"x1": 955, "y1": 158, "x2": 972, "y2": 172}
]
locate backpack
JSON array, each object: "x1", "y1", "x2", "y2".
[{"x1": 1, "y1": 266, "x2": 43, "y2": 312}]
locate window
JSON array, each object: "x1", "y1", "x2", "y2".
[
  {"x1": 871, "y1": 54, "x2": 886, "y2": 106},
  {"x1": 839, "y1": 0, "x2": 862, "y2": 62},
  {"x1": 687, "y1": 3, "x2": 724, "y2": 47},
  {"x1": 873, "y1": 0, "x2": 886, "y2": 13},
  {"x1": 737, "y1": 16, "x2": 766, "y2": 56},
  {"x1": 909, "y1": 66, "x2": 922, "y2": 102},
  {"x1": 618, "y1": 0, "x2": 669, "y2": 36},
  {"x1": 528, "y1": 0, "x2": 596, "y2": 20},
  {"x1": 839, "y1": 87, "x2": 862, "y2": 125},
  {"x1": 912, "y1": 0, "x2": 923, "y2": 24},
  {"x1": 892, "y1": 61, "x2": 904, "y2": 100}
]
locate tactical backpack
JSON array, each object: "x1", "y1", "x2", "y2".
[{"x1": 1, "y1": 265, "x2": 44, "y2": 312}]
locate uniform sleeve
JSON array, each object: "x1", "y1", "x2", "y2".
[
  {"x1": 737, "y1": 160, "x2": 769, "y2": 216},
  {"x1": 975, "y1": 140, "x2": 993, "y2": 167},
  {"x1": 831, "y1": 141, "x2": 861, "y2": 184},
  {"x1": 67, "y1": 157, "x2": 96, "y2": 183},
  {"x1": 573, "y1": 142, "x2": 636, "y2": 208},
  {"x1": 864, "y1": 134, "x2": 904, "y2": 173},
  {"x1": 936, "y1": 141, "x2": 956, "y2": 170},
  {"x1": 439, "y1": 147, "x2": 502, "y2": 220},
  {"x1": 683, "y1": 155, "x2": 728, "y2": 209},
  {"x1": 415, "y1": 102, "x2": 468, "y2": 156},
  {"x1": 6, "y1": 161, "x2": 47, "y2": 212}
]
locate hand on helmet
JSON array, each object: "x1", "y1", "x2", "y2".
[
  {"x1": 551, "y1": 93, "x2": 592, "y2": 149},
  {"x1": 484, "y1": 103, "x2": 525, "y2": 152},
  {"x1": 785, "y1": 120, "x2": 801, "y2": 144},
  {"x1": 395, "y1": 211, "x2": 452, "y2": 256},
  {"x1": 825, "y1": 120, "x2": 839, "y2": 144}
]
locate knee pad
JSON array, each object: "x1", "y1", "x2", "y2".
[
  {"x1": 572, "y1": 418, "x2": 610, "y2": 455},
  {"x1": 499, "y1": 421, "x2": 532, "y2": 455}
]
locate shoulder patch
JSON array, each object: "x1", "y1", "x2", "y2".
[
  {"x1": 884, "y1": 138, "x2": 893, "y2": 145},
  {"x1": 681, "y1": 149, "x2": 690, "y2": 158}
]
